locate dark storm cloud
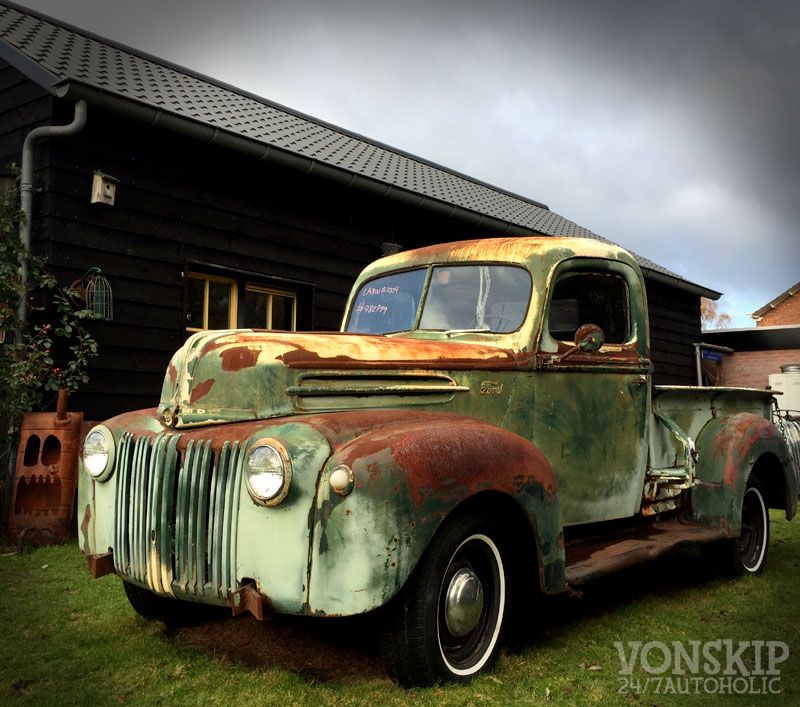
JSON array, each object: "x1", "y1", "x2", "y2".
[{"x1": 13, "y1": 0, "x2": 800, "y2": 323}]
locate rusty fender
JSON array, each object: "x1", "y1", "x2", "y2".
[
  {"x1": 686, "y1": 413, "x2": 797, "y2": 534},
  {"x1": 305, "y1": 414, "x2": 565, "y2": 617}
]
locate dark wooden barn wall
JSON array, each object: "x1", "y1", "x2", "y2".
[
  {"x1": 4, "y1": 81, "x2": 702, "y2": 419},
  {"x1": 0, "y1": 59, "x2": 51, "y2": 176},
  {"x1": 646, "y1": 280, "x2": 702, "y2": 385}
]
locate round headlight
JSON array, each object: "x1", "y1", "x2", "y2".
[
  {"x1": 245, "y1": 439, "x2": 291, "y2": 506},
  {"x1": 82, "y1": 425, "x2": 115, "y2": 481}
]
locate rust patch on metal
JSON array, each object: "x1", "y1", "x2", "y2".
[
  {"x1": 536, "y1": 337, "x2": 644, "y2": 369},
  {"x1": 196, "y1": 332, "x2": 522, "y2": 370},
  {"x1": 376, "y1": 236, "x2": 550, "y2": 264},
  {"x1": 715, "y1": 414, "x2": 779, "y2": 488},
  {"x1": 315, "y1": 412, "x2": 557, "y2": 507},
  {"x1": 275, "y1": 337, "x2": 521, "y2": 371},
  {"x1": 394, "y1": 422, "x2": 556, "y2": 504},
  {"x1": 189, "y1": 378, "x2": 215, "y2": 404},
  {"x1": 168, "y1": 362, "x2": 177, "y2": 385},
  {"x1": 231, "y1": 582, "x2": 273, "y2": 621},
  {"x1": 80, "y1": 504, "x2": 91, "y2": 549},
  {"x1": 87, "y1": 552, "x2": 115, "y2": 579},
  {"x1": 220, "y1": 346, "x2": 260, "y2": 371}
]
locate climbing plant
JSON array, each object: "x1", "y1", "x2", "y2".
[{"x1": 1, "y1": 167, "x2": 99, "y2": 509}]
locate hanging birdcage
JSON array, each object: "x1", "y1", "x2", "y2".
[{"x1": 83, "y1": 267, "x2": 113, "y2": 320}]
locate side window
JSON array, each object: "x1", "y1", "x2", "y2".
[
  {"x1": 186, "y1": 272, "x2": 299, "y2": 332},
  {"x1": 186, "y1": 273, "x2": 237, "y2": 331},
  {"x1": 548, "y1": 272, "x2": 630, "y2": 344},
  {"x1": 243, "y1": 284, "x2": 297, "y2": 331}
]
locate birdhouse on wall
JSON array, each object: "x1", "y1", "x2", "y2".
[{"x1": 91, "y1": 171, "x2": 119, "y2": 205}]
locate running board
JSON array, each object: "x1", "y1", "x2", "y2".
[{"x1": 565, "y1": 518, "x2": 728, "y2": 586}]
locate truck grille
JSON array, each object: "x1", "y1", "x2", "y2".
[{"x1": 112, "y1": 432, "x2": 247, "y2": 602}]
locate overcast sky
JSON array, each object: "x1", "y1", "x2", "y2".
[{"x1": 15, "y1": 0, "x2": 800, "y2": 327}]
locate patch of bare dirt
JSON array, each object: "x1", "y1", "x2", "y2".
[{"x1": 166, "y1": 611, "x2": 390, "y2": 684}]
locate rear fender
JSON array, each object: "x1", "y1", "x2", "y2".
[
  {"x1": 306, "y1": 417, "x2": 564, "y2": 616},
  {"x1": 687, "y1": 413, "x2": 797, "y2": 534}
]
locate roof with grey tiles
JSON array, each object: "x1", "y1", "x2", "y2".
[{"x1": 0, "y1": 0, "x2": 718, "y2": 297}]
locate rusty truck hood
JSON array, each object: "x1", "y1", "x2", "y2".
[{"x1": 158, "y1": 330, "x2": 520, "y2": 428}]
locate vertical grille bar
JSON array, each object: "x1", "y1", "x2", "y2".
[
  {"x1": 227, "y1": 441, "x2": 246, "y2": 595},
  {"x1": 185, "y1": 441, "x2": 206, "y2": 594},
  {"x1": 219, "y1": 442, "x2": 239, "y2": 597},
  {"x1": 220, "y1": 441, "x2": 247, "y2": 597},
  {"x1": 126, "y1": 436, "x2": 141, "y2": 579},
  {"x1": 175, "y1": 439, "x2": 195, "y2": 593},
  {"x1": 209, "y1": 441, "x2": 230, "y2": 596},
  {"x1": 158, "y1": 434, "x2": 180, "y2": 597},
  {"x1": 145, "y1": 434, "x2": 170, "y2": 594},
  {"x1": 131, "y1": 436, "x2": 151, "y2": 582},
  {"x1": 144, "y1": 434, "x2": 163, "y2": 593},
  {"x1": 193, "y1": 441, "x2": 213, "y2": 594},
  {"x1": 185, "y1": 441, "x2": 200, "y2": 594},
  {"x1": 113, "y1": 433, "x2": 133, "y2": 575}
]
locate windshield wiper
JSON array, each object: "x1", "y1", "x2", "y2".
[{"x1": 444, "y1": 327, "x2": 490, "y2": 338}]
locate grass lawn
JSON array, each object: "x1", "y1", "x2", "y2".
[{"x1": 1, "y1": 511, "x2": 799, "y2": 706}]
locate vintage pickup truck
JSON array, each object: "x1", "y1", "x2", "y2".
[{"x1": 79, "y1": 237, "x2": 798, "y2": 686}]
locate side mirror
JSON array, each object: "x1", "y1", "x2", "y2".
[
  {"x1": 545, "y1": 323, "x2": 606, "y2": 366},
  {"x1": 575, "y1": 323, "x2": 605, "y2": 353}
]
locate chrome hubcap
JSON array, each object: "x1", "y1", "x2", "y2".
[{"x1": 444, "y1": 567, "x2": 484, "y2": 637}]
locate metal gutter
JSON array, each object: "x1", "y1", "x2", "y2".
[{"x1": 18, "y1": 99, "x2": 87, "y2": 323}]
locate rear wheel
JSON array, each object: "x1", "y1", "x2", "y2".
[
  {"x1": 378, "y1": 513, "x2": 509, "y2": 686},
  {"x1": 704, "y1": 476, "x2": 770, "y2": 577},
  {"x1": 736, "y1": 478, "x2": 770, "y2": 573}
]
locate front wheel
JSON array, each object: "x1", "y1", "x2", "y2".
[{"x1": 378, "y1": 513, "x2": 509, "y2": 686}]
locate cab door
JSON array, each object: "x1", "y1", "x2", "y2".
[{"x1": 533, "y1": 259, "x2": 651, "y2": 525}]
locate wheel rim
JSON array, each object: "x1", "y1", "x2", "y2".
[
  {"x1": 739, "y1": 486, "x2": 767, "y2": 572},
  {"x1": 444, "y1": 567, "x2": 484, "y2": 637},
  {"x1": 437, "y1": 534, "x2": 505, "y2": 676}
]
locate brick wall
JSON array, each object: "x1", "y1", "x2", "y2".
[
  {"x1": 757, "y1": 292, "x2": 800, "y2": 327},
  {"x1": 720, "y1": 349, "x2": 800, "y2": 388}
]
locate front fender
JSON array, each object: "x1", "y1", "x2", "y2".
[
  {"x1": 306, "y1": 415, "x2": 564, "y2": 616},
  {"x1": 687, "y1": 413, "x2": 796, "y2": 533}
]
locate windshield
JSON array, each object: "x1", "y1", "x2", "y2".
[{"x1": 346, "y1": 265, "x2": 531, "y2": 335}]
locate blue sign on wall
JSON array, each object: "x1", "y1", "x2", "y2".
[{"x1": 702, "y1": 349, "x2": 723, "y2": 362}]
